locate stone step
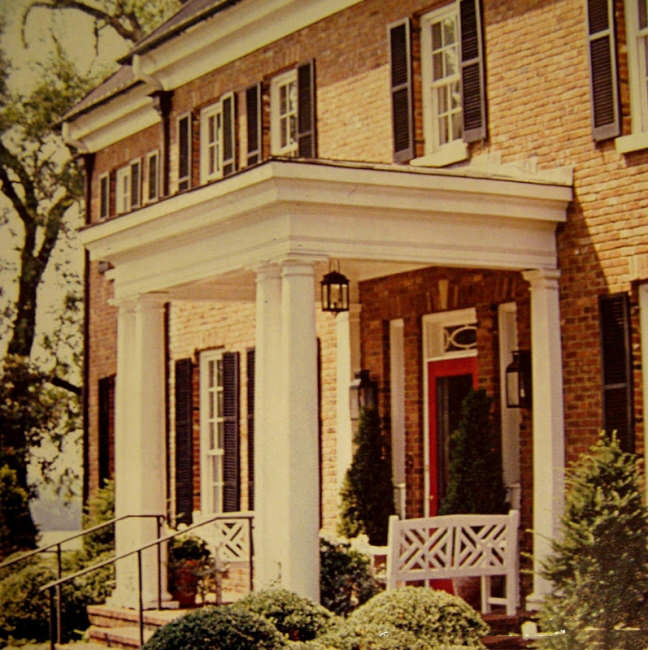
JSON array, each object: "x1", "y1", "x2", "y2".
[
  {"x1": 88, "y1": 624, "x2": 155, "y2": 649},
  {"x1": 87, "y1": 604, "x2": 189, "y2": 630}
]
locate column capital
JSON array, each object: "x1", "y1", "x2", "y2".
[
  {"x1": 522, "y1": 268, "x2": 560, "y2": 290},
  {"x1": 280, "y1": 257, "x2": 317, "y2": 278},
  {"x1": 135, "y1": 292, "x2": 168, "y2": 312}
]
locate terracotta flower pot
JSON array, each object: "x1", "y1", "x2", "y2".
[{"x1": 171, "y1": 559, "x2": 202, "y2": 607}]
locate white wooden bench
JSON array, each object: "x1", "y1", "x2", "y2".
[{"x1": 386, "y1": 510, "x2": 519, "y2": 615}]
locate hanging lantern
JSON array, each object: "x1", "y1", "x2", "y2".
[
  {"x1": 320, "y1": 265, "x2": 350, "y2": 313},
  {"x1": 505, "y1": 350, "x2": 532, "y2": 409}
]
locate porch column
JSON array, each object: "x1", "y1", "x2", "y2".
[
  {"x1": 279, "y1": 258, "x2": 320, "y2": 601},
  {"x1": 336, "y1": 302, "x2": 361, "y2": 489},
  {"x1": 111, "y1": 293, "x2": 169, "y2": 609},
  {"x1": 523, "y1": 269, "x2": 565, "y2": 606},
  {"x1": 638, "y1": 284, "x2": 648, "y2": 502},
  {"x1": 254, "y1": 264, "x2": 282, "y2": 590}
]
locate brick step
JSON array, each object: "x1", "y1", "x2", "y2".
[
  {"x1": 87, "y1": 604, "x2": 191, "y2": 630},
  {"x1": 88, "y1": 624, "x2": 155, "y2": 649}
]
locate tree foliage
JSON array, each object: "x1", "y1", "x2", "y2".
[{"x1": 538, "y1": 433, "x2": 648, "y2": 650}]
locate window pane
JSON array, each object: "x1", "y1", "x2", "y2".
[
  {"x1": 217, "y1": 390, "x2": 224, "y2": 417},
  {"x1": 433, "y1": 51, "x2": 443, "y2": 79},
  {"x1": 640, "y1": 0, "x2": 648, "y2": 30},
  {"x1": 443, "y1": 16, "x2": 456, "y2": 45},
  {"x1": 209, "y1": 422, "x2": 215, "y2": 450},
  {"x1": 208, "y1": 115, "x2": 215, "y2": 143},
  {"x1": 437, "y1": 85, "x2": 448, "y2": 113},
  {"x1": 452, "y1": 110, "x2": 463, "y2": 140},
  {"x1": 217, "y1": 359, "x2": 223, "y2": 386},
  {"x1": 451, "y1": 80, "x2": 462, "y2": 109},
  {"x1": 431, "y1": 21, "x2": 442, "y2": 48},
  {"x1": 445, "y1": 47, "x2": 458, "y2": 76},
  {"x1": 148, "y1": 155, "x2": 157, "y2": 200},
  {"x1": 439, "y1": 114, "x2": 449, "y2": 144},
  {"x1": 218, "y1": 421, "x2": 224, "y2": 450}
]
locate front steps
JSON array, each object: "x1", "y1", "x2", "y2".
[{"x1": 81, "y1": 605, "x2": 535, "y2": 649}]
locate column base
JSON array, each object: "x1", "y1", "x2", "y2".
[{"x1": 525, "y1": 591, "x2": 546, "y2": 611}]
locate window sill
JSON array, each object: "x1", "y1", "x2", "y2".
[
  {"x1": 411, "y1": 141, "x2": 469, "y2": 167},
  {"x1": 615, "y1": 131, "x2": 648, "y2": 154}
]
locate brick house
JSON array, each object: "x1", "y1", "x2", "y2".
[{"x1": 62, "y1": 0, "x2": 646, "y2": 609}]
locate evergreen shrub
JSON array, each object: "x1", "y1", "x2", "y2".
[
  {"x1": 319, "y1": 538, "x2": 380, "y2": 616},
  {"x1": 142, "y1": 605, "x2": 285, "y2": 650},
  {"x1": 233, "y1": 587, "x2": 337, "y2": 640},
  {"x1": 337, "y1": 408, "x2": 394, "y2": 545},
  {"x1": 538, "y1": 433, "x2": 648, "y2": 650},
  {"x1": 343, "y1": 586, "x2": 488, "y2": 648}
]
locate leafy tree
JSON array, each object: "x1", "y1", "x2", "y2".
[
  {"x1": 337, "y1": 408, "x2": 394, "y2": 545},
  {"x1": 538, "y1": 433, "x2": 648, "y2": 650},
  {"x1": 0, "y1": 0, "x2": 181, "y2": 554}
]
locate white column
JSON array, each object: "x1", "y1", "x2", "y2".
[
  {"x1": 278, "y1": 259, "x2": 320, "y2": 601},
  {"x1": 111, "y1": 293, "x2": 169, "y2": 609},
  {"x1": 389, "y1": 319, "x2": 406, "y2": 518},
  {"x1": 336, "y1": 303, "x2": 361, "y2": 489},
  {"x1": 522, "y1": 269, "x2": 565, "y2": 606},
  {"x1": 638, "y1": 284, "x2": 648, "y2": 503},
  {"x1": 254, "y1": 264, "x2": 282, "y2": 590}
]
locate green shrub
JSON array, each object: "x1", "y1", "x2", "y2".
[
  {"x1": 316, "y1": 620, "x2": 435, "y2": 650},
  {"x1": 320, "y1": 538, "x2": 380, "y2": 616},
  {"x1": 0, "y1": 561, "x2": 88, "y2": 642},
  {"x1": 538, "y1": 433, "x2": 648, "y2": 650},
  {"x1": 234, "y1": 588, "x2": 337, "y2": 641},
  {"x1": 0, "y1": 464, "x2": 38, "y2": 559},
  {"x1": 337, "y1": 408, "x2": 394, "y2": 545},
  {"x1": 142, "y1": 605, "x2": 286, "y2": 650},
  {"x1": 80, "y1": 479, "x2": 115, "y2": 561},
  {"x1": 345, "y1": 587, "x2": 488, "y2": 648}
]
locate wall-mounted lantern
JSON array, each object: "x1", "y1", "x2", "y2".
[
  {"x1": 320, "y1": 263, "x2": 350, "y2": 313},
  {"x1": 505, "y1": 350, "x2": 532, "y2": 409},
  {"x1": 349, "y1": 370, "x2": 378, "y2": 420}
]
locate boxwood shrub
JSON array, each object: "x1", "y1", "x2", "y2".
[
  {"x1": 315, "y1": 620, "x2": 436, "y2": 650},
  {"x1": 233, "y1": 587, "x2": 337, "y2": 640},
  {"x1": 345, "y1": 586, "x2": 489, "y2": 649},
  {"x1": 142, "y1": 605, "x2": 285, "y2": 650}
]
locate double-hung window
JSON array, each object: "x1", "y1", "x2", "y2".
[
  {"x1": 200, "y1": 93, "x2": 236, "y2": 182},
  {"x1": 115, "y1": 159, "x2": 140, "y2": 214},
  {"x1": 147, "y1": 151, "x2": 159, "y2": 203},
  {"x1": 177, "y1": 113, "x2": 191, "y2": 191},
  {"x1": 99, "y1": 173, "x2": 109, "y2": 220},
  {"x1": 389, "y1": 1, "x2": 486, "y2": 166},
  {"x1": 199, "y1": 350, "x2": 240, "y2": 514},
  {"x1": 617, "y1": 0, "x2": 648, "y2": 151},
  {"x1": 270, "y1": 61, "x2": 316, "y2": 158}
]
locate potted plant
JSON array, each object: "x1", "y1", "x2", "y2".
[
  {"x1": 168, "y1": 533, "x2": 211, "y2": 607},
  {"x1": 438, "y1": 388, "x2": 508, "y2": 606}
]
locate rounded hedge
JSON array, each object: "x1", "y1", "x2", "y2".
[
  {"x1": 346, "y1": 587, "x2": 488, "y2": 648},
  {"x1": 142, "y1": 605, "x2": 285, "y2": 650},
  {"x1": 316, "y1": 620, "x2": 435, "y2": 650},
  {"x1": 233, "y1": 588, "x2": 337, "y2": 641}
]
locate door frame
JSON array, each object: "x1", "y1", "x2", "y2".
[{"x1": 422, "y1": 308, "x2": 478, "y2": 516}]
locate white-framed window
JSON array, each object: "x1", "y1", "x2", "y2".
[
  {"x1": 146, "y1": 151, "x2": 159, "y2": 203},
  {"x1": 177, "y1": 113, "x2": 192, "y2": 191},
  {"x1": 201, "y1": 102, "x2": 224, "y2": 182},
  {"x1": 420, "y1": 4, "x2": 468, "y2": 164},
  {"x1": 99, "y1": 173, "x2": 109, "y2": 220},
  {"x1": 271, "y1": 69, "x2": 298, "y2": 156},
  {"x1": 200, "y1": 350, "x2": 226, "y2": 515},
  {"x1": 115, "y1": 159, "x2": 141, "y2": 214},
  {"x1": 618, "y1": 0, "x2": 648, "y2": 151}
]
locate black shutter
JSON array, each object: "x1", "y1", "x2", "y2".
[
  {"x1": 459, "y1": 0, "x2": 487, "y2": 143},
  {"x1": 586, "y1": 0, "x2": 620, "y2": 140},
  {"x1": 98, "y1": 376, "x2": 115, "y2": 486},
  {"x1": 297, "y1": 60, "x2": 316, "y2": 158},
  {"x1": 222, "y1": 351, "x2": 240, "y2": 512},
  {"x1": 130, "y1": 160, "x2": 141, "y2": 208},
  {"x1": 175, "y1": 358, "x2": 194, "y2": 524},
  {"x1": 222, "y1": 93, "x2": 236, "y2": 177},
  {"x1": 599, "y1": 294, "x2": 633, "y2": 451},
  {"x1": 246, "y1": 83, "x2": 262, "y2": 166},
  {"x1": 389, "y1": 18, "x2": 414, "y2": 162},
  {"x1": 100, "y1": 175, "x2": 109, "y2": 220},
  {"x1": 246, "y1": 349, "x2": 255, "y2": 511},
  {"x1": 178, "y1": 114, "x2": 191, "y2": 191}
]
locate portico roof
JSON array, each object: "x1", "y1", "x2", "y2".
[{"x1": 81, "y1": 157, "x2": 573, "y2": 301}]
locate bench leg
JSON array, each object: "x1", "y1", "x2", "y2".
[{"x1": 480, "y1": 576, "x2": 492, "y2": 614}]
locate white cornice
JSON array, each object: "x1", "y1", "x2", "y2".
[
  {"x1": 62, "y1": 0, "x2": 363, "y2": 150},
  {"x1": 63, "y1": 84, "x2": 160, "y2": 153},
  {"x1": 80, "y1": 159, "x2": 572, "y2": 300}
]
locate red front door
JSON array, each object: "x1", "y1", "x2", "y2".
[{"x1": 427, "y1": 356, "x2": 478, "y2": 515}]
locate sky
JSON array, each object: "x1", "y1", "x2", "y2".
[{"x1": 0, "y1": 1, "x2": 127, "y2": 530}]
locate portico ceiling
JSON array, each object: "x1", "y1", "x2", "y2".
[{"x1": 80, "y1": 158, "x2": 573, "y2": 302}]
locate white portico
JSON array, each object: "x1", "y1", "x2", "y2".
[{"x1": 80, "y1": 157, "x2": 572, "y2": 605}]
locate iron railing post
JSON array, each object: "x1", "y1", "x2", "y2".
[
  {"x1": 56, "y1": 543, "x2": 62, "y2": 645},
  {"x1": 48, "y1": 586, "x2": 55, "y2": 650},
  {"x1": 248, "y1": 517, "x2": 254, "y2": 592},
  {"x1": 137, "y1": 549, "x2": 144, "y2": 648}
]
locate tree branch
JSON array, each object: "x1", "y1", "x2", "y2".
[{"x1": 49, "y1": 374, "x2": 81, "y2": 395}]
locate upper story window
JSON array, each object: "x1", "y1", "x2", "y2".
[
  {"x1": 270, "y1": 61, "x2": 316, "y2": 158},
  {"x1": 177, "y1": 113, "x2": 192, "y2": 191},
  {"x1": 617, "y1": 0, "x2": 648, "y2": 151},
  {"x1": 389, "y1": 1, "x2": 486, "y2": 167},
  {"x1": 99, "y1": 173, "x2": 109, "y2": 220},
  {"x1": 200, "y1": 92, "x2": 236, "y2": 182},
  {"x1": 147, "y1": 151, "x2": 159, "y2": 203},
  {"x1": 115, "y1": 159, "x2": 141, "y2": 214},
  {"x1": 271, "y1": 70, "x2": 298, "y2": 156}
]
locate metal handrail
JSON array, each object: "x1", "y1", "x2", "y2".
[{"x1": 40, "y1": 512, "x2": 254, "y2": 650}]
